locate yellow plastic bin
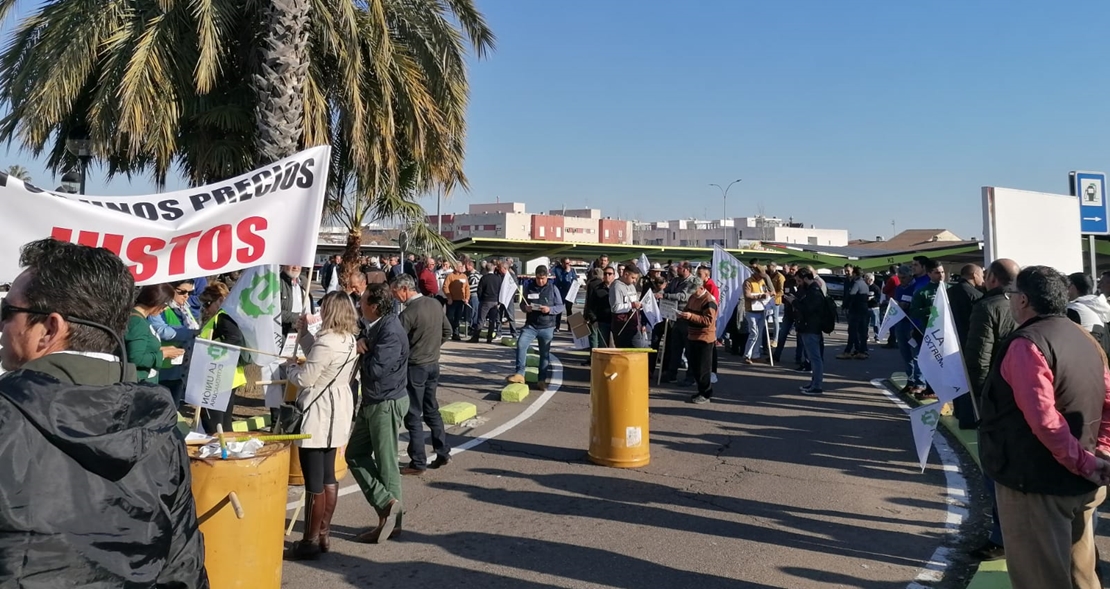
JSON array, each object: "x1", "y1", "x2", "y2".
[
  {"x1": 190, "y1": 442, "x2": 291, "y2": 589},
  {"x1": 588, "y1": 348, "x2": 651, "y2": 468},
  {"x1": 288, "y1": 444, "x2": 349, "y2": 486}
]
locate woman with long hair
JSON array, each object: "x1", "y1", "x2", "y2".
[
  {"x1": 285, "y1": 291, "x2": 359, "y2": 560},
  {"x1": 150, "y1": 279, "x2": 201, "y2": 407},
  {"x1": 126, "y1": 284, "x2": 184, "y2": 383},
  {"x1": 196, "y1": 282, "x2": 248, "y2": 433}
]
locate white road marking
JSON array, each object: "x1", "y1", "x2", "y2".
[
  {"x1": 870, "y1": 379, "x2": 970, "y2": 588},
  {"x1": 286, "y1": 352, "x2": 565, "y2": 510}
]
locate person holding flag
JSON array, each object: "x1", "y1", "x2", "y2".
[
  {"x1": 679, "y1": 276, "x2": 718, "y2": 405},
  {"x1": 909, "y1": 259, "x2": 946, "y2": 399},
  {"x1": 195, "y1": 282, "x2": 248, "y2": 433}
]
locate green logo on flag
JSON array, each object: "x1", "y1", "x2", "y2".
[
  {"x1": 207, "y1": 344, "x2": 229, "y2": 361},
  {"x1": 920, "y1": 409, "x2": 939, "y2": 427},
  {"x1": 240, "y1": 270, "x2": 278, "y2": 318},
  {"x1": 928, "y1": 301, "x2": 940, "y2": 329},
  {"x1": 718, "y1": 261, "x2": 737, "y2": 281}
]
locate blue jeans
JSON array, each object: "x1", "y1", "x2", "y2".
[
  {"x1": 744, "y1": 313, "x2": 766, "y2": 359},
  {"x1": 895, "y1": 320, "x2": 923, "y2": 386},
  {"x1": 447, "y1": 301, "x2": 466, "y2": 336},
  {"x1": 868, "y1": 307, "x2": 881, "y2": 338},
  {"x1": 516, "y1": 325, "x2": 554, "y2": 381},
  {"x1": 468, "y1": 294, "x2": 480, "y2": 327},
  {"x1": 800, "y1": 333, "x2": 824, "y2": 390}
]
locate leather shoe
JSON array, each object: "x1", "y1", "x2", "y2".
[
  {"x1": 430, "y1": 455, "x2": 451, "y2": 469},
  {"x1": 400, "y1": 466, "x2": 425, "y2": 476}
]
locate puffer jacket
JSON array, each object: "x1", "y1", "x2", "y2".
[
  {"x1": 1067, "y1": 294, "x2": 1110, "y2": 331},
  {"x1": 964, "y1": 288, "x2": 1019, "y2": 397},
  {"x1": 0, "y1": 354, "x2": 207, "y2": 587}
]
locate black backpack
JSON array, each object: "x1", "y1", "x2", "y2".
[{"x1": 820, "y1": 294, "x2": 838, "y2": 335}]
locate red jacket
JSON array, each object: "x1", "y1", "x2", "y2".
[
  {"x1": 882, "y1": 275, "x2": 900, "y2": 300},
  {"x1": 705, "y1": 278, "x2": 720, "y2": 303},
  {"x1": 417, "y1": 266, "x2": 439, "y2": 296}
]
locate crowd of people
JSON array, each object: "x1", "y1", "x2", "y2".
[{"x1": 5, "y1": 237, "x2": 1110, "y2": 588}]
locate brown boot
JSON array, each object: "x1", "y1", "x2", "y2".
[
  {"x1": 318, "y1": 484, "x2": 338, "y2": 553},
  {"x1": 290, "y1": 491, "x2": 326, "y2": 560}
]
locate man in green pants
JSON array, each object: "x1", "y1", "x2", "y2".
[{"x1": 348, "y1": 282, "x2": 411, "y2": 543}]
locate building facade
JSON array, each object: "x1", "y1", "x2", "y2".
[
  {"x1": 427, "y1": 203, "x2": 633, "y2": 245},
  {"x1": 633, "y1": 216, "x2": 848, "y2": 248}
]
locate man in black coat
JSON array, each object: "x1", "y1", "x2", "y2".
[
  {"x1": 0, "y1": 238, "x2": 207, "y2": 587},
  {"x1": 348, "y1": 283, "x2": 411, "y2": 544},
  {"x1": 948, "y1": 264, "x2": 983, "y2": 429}
]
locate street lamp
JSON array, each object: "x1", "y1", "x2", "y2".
[
  {"x1": 709, "y1": 179, "x2": 742, "y2": 220},
  {"x1": 65, "y1": 138, "x2": 93, "y2": 194},
  {"x1": 59, "y1": 170, "x2": 82, "y2": 194}
]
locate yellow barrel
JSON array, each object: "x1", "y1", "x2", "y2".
[
  {"x1": 288, "y1": 444, "x2": 349, "y2": 486},
  {"x1": 189, "y1": 442, "x2": 291, "y2": 589},
  {"x1": 588, "y1": 348, "x2": 651, "y2": 468}
]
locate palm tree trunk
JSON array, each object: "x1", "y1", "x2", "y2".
[
  {"x1": 343, "y1": 228, "x2": 363, "y2": 281},
  {"x1": 253, "y1": 0, "x2": 311, "y2": 166}
]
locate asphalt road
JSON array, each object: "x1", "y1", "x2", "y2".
[{"x1": 280, "y1": 333, "x2": 970, "y2": 589}]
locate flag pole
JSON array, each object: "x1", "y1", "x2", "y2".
[{"x1": 196, "y1": 337, "x2": 296, "y2": 361}]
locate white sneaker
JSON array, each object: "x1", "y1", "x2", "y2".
[{"x1": 710, "y1": 372, "x2": 718, "y2": 384}]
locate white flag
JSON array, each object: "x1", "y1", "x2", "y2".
[
  {"x1": 641, "y1": 290, "x2": 661, "y2": 328},
  {"x1": 638, "y1": 253, "x2": 650, "y2": 275},
  {"x1": 565, "y1": 277, "x2": 582, "y2": 304},
  {"x1": 908, "y1": 403, "x2": 941, "y2": 472},
  {"x1": 498, "y1": 272, "x2": 518, "y2": 309},
  {"x1": 221, "y1": 265, "x2": 282, "y2": 362},
  {"x1": 184, "y1": 338, "x2": 241, "y2": 413},
  {"x1": 915, "y1": 285, "x2": 971, "y2": 405},
  {"x1": 261, "y1": 361, "x2": 286, "y2": 409},
  {"x1": 877, "y1": 299, "x2": 908, "y2": 341},
  {"x1": 711, "y1": 245, "x2": 752, "y2": 340}
]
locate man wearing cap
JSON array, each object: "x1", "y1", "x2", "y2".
[{"x1": 507, "y1": 265, "x2": 564, "y2": 390}]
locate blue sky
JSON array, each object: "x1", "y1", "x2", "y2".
[{"x1": 5, "y1": 0, "x2": 1109, "y2": 241}]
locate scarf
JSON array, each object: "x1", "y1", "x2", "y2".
[{"x1": 170, "y1": 300, "x2": 201, "y2": 330}]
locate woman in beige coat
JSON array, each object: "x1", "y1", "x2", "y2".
[{"x1": 285, "y1": 291, "x2": 359, "y2": 560}]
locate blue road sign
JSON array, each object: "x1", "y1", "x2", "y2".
[{"x1": 1072, "y1": 171, "x2": 1109, "y2": 235}]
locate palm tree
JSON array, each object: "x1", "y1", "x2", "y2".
[
  {"x1": 0, "y1": 0, "x2": 495, "y2": 264},
  {"x1": 5, "y1": 165, "x2": 30, "y2": 183}
]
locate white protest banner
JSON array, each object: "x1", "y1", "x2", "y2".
[
  {"x1": 877, "y1": 299, "x2": 908, "y2": 341},
  {"x1": 260, "y1": 361, "x2": 286, "y2": 409},
  {"x1": 916, "y1": 285, "x2": 971, "y2": 405},
  {"x1": 221, "y1": 265, "x2": 282, "y2": 361},
  {"x1": 641, "y1": 290, "x2": 662, "y2": 328},
  {"x1": 498, "y1": 273, "x2": 518, "y2": 309},
  {"x1": 565, "y1": 278, "x2": 582, "y2": 304},
  {"x1": 0, "y1": 147, "x2": 330, "y2": 285},
  {"x1": 909, "y1": 403, "x2": 941, "y2": 472},
  {"x1": 638, "y1": 253, "x2": 650, "y2": 275},
  {"x1": 712, "y1": 245, "x2": 752, "y2": 340},
  {"x1": 184, "y1": 338, "x2": 241, "y2": 416}
]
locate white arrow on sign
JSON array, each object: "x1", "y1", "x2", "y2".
[{"x1": 1084, "y1": 217, "x2": 1103, "y2": 222}]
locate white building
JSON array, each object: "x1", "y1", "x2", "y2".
[{"x1": 633, "y1": 216, "x2": 848, "y2": 248}]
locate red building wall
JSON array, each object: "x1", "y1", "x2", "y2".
[
  {"x1": 598, "y1": 219, "x2": 629, "y2": 244},
  {"x1": 531, "y1": 215, "x2": 564, "y2": 241}
]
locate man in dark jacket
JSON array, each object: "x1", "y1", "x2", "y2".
[
  {"x1": 660, "y1": 262, "x2": 696, "y2": 384},
  {"x1": 585, "y1": 267, "x2": 614, "y2": 355},
  {"x1": 947, "y1": 263, "x2": 983, "y2": 428},
  {"x1": 279, "y1": 265, "x2": 313, "y2": 336},
  {"x1": 0, "y1": 238, "x2": 207, "y2": 587},
  {"x1": 393, "y1": 274, "x2": 453, "y2": 474},
  {"x1": 507, "y1": 265, "x2": 564, "y2": 389},
  {"x1": 962, "y1": 257, "x2": 1019, "y2": 561},
  {"x1": 948, "y1": 264, "x2": 984, "y2": 344},
  {"x1": 793, "y1": 268, "x2": 827, "y2": 395},
  {"x1": 980, "y1": 266, "x2": 1110, "y2": 589},
  {"x1": 470, "y1": 261, "x2": 516, "y2": 343},
  {"x1": 349, "y1": 283, "x2": 411, "y2": 544}
]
